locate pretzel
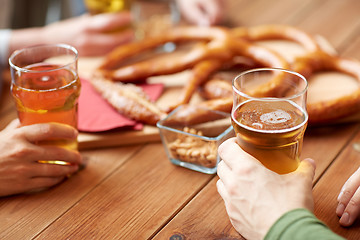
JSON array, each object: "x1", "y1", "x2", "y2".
[
  {"x1": 199, "y1": 76, "x2": 233, "y2": 100},
  {"x1": 91, "y1": 25, "x2": 360, "y2": 127},
  {"x1": 166, "y1": 39, "x2": 291, "y2": 125},
  {"x1": 231, "y1": 24, "x2": 321, "y2": 58},
  {"x1": 98, "y1": 26, "x2": 233, "y2": 82},
  {"x1": 89, "y1": 74, "x2": 167, "y2": 125},
  {"x1": 227, "y1": 38, "x2": 291, "y2": 97},
  {"x1": 165, "y1": 98, "x2": 233, "y2": 126},
  {"x1": 293, "y1": 51, "x2": 360, "y2": 124},
  {"x1": 165, "y1": 58, "x2": 225, "y2": 112}
]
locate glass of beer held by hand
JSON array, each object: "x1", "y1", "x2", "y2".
[
  {"x1": 9, "y1": 44, "x2": 81, "y2": 165},
  {"x1": 231, "y1": 68, "x2": 308, "y2": 174}
]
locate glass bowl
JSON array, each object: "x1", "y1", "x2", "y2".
[{"x1": 157, "y1": 105, "x2": 234, "y2": 174}]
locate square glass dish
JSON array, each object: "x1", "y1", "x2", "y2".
[{"x1": 157, "y1": 105, "x2": 234, "y2": 174}]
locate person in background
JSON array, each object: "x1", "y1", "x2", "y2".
[
  {"x1": 216, "y1": 137, "x2": 360, "y2": 239},
  {"x1": 0, "y1": 12, "x2": 134, "y2": 67},
  {"x1": 176, "y1": 0, "x2": 225, "y2": 26},
  {"x1": 1, "y1": 0, "x2": 225, "y2": 67}
]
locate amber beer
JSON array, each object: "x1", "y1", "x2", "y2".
[
  {"x1": 232, "y1": 99, "x2": 308, "y2": 174},
  {"x1": 9, "y1": 44, "x2": 80, "y2": 165},
  {"x1": 232, "y1": 68, "x2": 308, "y2": 174},
  {"x1": 84, "y1": 0, "x2": 132, "y2": 14},
  {"x1": 12, "y1": 64, "x2": 80, "y2": 151}
]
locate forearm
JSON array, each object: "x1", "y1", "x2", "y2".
[
  {"x1": 9, "y1": 27, "x2": 46, "y2": 57},
  {"x1": 265, "y1": 208, "x2": 345, "y2": 240}
]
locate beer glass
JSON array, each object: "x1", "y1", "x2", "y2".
[
  {"x1": 84, "y1": 0, "x2": 134, "y2": 34},
  {"x1": 9, "y1": 44, "x2": 81, "y2": 165},
  {"x1": 84, "y1": 0, "x2": 132, "y2": 14},
  {"x1": 231, "y1": 68, "x2": 308, "y2": 174},
  {"x1": 132, "y1": 0, "x2": 180, "y2": 40}
]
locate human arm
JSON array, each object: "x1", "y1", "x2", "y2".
[
  {"x1": 0, "y1": 119, "x2": 83, "y2": 197},
  {"x1": 176, "y1": 0, "x2": 225, "y2": 26},
  {"x1": 265, "y1": 208, "x2": 345, "y2": 240},
  {"x1": 8, "y1": 12, "x2": 134, "y2": 58},
  {"x1": 216, "y1": 137, "x2": 318, "y2": 239},
  {"x1": 336, "y1": 166, "x2": 360, "y2": 227}
]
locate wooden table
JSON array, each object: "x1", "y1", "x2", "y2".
[{"x1": 1, "y1": 0, "x2": 360, "y2": 239}]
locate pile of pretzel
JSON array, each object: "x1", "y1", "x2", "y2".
[{"x1": 90, "y1": 24, "x2": 360, "y2": 126}]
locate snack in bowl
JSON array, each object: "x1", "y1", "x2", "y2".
[
  {"x1": 168, "y1": 127, "x2": 217, "y2": 168},
  {"x1": 157, "y1": 106, "x2": 233, "y2": 174}
]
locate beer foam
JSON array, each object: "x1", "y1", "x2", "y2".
[
  {"x1": 260, "y1": 109, "x2": 291, "y2": 124},
  {"x1": 233, "y1": 99, "x2": 308, "y2": 133}
]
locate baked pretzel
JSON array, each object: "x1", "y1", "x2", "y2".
[
  {"x1": 165, "y1": 39, "x2": 292, "y2": 125},
  {"x1": 89, "y1": 74, "x2": 167, "y2": 125},
  {"x1": 165, "y1": 58, "x2": 225, "y2": 112},
  {"x1": 232, "y1": 24, "x2": 320, "y2": 54},
  {"x1": 98, "y1": 26, "x2": 233, "y2": 82},
  {"x1": 165, "y1": 98, "x2": 233, "y2": 126},
  {"x1": 228, "y1": 38, "x2": 292, "y2": 97},
  {"x1": 293, "y1": 51, "x2": 360, "y2": 124},
  {"x1": 199, "y1": 76, "x2": 233, "y2": 100},
  {"x1": 91, "y1": 25, "x2": 360, "y2": 126}
]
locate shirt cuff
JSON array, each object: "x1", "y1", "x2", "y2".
[
  {"x1": 0, "y1": 29, "x2": 12, "y2": 67},
  {"x1": 265, "y1": 208, "x2": 345, "y2": 240}
]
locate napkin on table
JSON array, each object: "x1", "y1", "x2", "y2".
[{"x1": 78, "y1": 78, "x2": 164, "y2": 132}]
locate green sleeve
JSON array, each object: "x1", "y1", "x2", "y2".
[{"x1": 264, "y1": 208, "x2": 345, "y2": 240}]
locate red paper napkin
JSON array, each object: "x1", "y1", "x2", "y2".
[{"x1": 78, "y1": 79, "x2": 164, "y2": 132}]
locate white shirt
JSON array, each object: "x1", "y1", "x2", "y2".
[{"x1": 0, "y1": 29, "x2": 11, "y2": 67}]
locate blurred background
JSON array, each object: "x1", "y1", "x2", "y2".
[{"x1": 0, "y1": 0, "x2": 87, "y2": 29}]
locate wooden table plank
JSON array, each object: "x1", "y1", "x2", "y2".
[
  {"x1": 298, "y1": 0, "x2": 360, "y2": 51},
  {"x1": 0, "y1": 146, "x2": 141, "y2": 239},
  {"x1": 224, "y1": 0, "x2": 316, "y2": 27},
  {"x1": 34, "y1": 143, "x2": 214, "y2": 239},
  {"x1": 154, "y1": 176, "x2": 243, "y2": 240},
  {"x1": 302, "y1": 124, "x2": 360, "y2": 182}
]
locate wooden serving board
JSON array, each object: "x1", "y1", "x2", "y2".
[{"x1": 78, "y1": 125, "x2": 160, "y2": 150}]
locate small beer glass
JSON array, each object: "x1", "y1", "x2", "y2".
[
  {"x1": 131, "y1": 0, "x2": 180, "y2": 40},
  {"x1": 9, "y1": 44, "x2": 81, "y2": 164},
  {"x1": 231, "y1": 68, "x2": 308, "y2": 174},
  {"x1": 84, "y1": 0, "x2": 132, "y2": 14}
]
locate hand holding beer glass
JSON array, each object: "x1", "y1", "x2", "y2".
[
  {"x1": 9, "y1": 44, "x2": 81, "y2": 166},
  {"x1": 231, "y1": 68, "x2": 308, "y2": 174}
]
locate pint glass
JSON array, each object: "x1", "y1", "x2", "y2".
[
  {"x1": 9, "y1": 44, "x2": 81, "y2": 163},
  {"x1": 231, "y1": 68, "x2": 308, "y2": 174}
]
